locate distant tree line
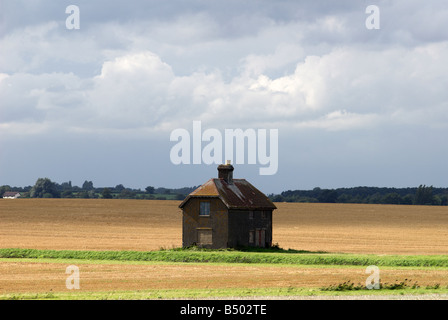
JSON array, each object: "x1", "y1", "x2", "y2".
[
  {"x1": 268, "y1": 185, "x2": 448, "y2": 206},
  {"x1": 1, "y1": 179, "x2": 447, "y2": 206},
  {"x1": 0, "y1": 178, "x2": 198, "y2": 201}
]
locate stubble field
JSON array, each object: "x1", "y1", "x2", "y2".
[
  {"x1": 0, "y1": 199, "x2": 447, "y2": 298},
  {"x1": 1, "y1": 199, "x2": 447, "y2": 254}
]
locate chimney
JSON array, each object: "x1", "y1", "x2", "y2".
[{"x1": 218, "y1": 160, "x2": 234, "y2": 184}]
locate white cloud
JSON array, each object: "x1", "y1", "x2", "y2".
[
  {"x1": 2, "y1": 39, "x2": 448, "y2": 137},
  {"x1": 1, "y1": 1, "x2": 448, "y2": 138},
  {"x1": 0, "y1": 21, "x2": 104, "y2": 75},
  {"x1": 295, "y1": 110, "x2": 381, "y2": 131}
]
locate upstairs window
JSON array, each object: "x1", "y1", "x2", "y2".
[{"x1": 199, "y1": 201, "x2": 210, "y2": 216}]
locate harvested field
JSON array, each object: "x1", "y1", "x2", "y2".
[
  {"x1": 1, "y1": 199, "x2": 447, "y2": 254},
  {"x1": 1, "y1": 199, "x2": 448, "y2": 298},
  {"x1": 0, "y1": 199, "x2": 181, "y2": 251},
  {"x1": 274, "y1": 202, "x2": 448, "y2": 255},
  {"x1": 1, "y1": 260, "x2": 447, "y2": 294}
]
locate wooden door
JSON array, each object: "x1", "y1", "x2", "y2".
[{"x1": 255, "y1": 229, "x2": 266, "y2": 247}]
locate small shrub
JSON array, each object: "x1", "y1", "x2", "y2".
[
  {"x1": 425, "y1": 284, "x2": 440, "y2": 290},
  {"x1": 321, "y1": 279, "x2": 422, "y2": 291},
  {"x1": 321, "y1": 281, "x2": 365, "y2": 291}
]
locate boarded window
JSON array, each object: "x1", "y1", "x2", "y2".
[
  {"x1": 199, "y1": 201, "x2": 210, "y2": 216},
  {"x1": 197, "y1": 229, "x2": 212, "y2": 245}
]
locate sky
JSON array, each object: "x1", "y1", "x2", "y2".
[{"x1": 1, "y1": 0, "x2": 448, "y2": 194}]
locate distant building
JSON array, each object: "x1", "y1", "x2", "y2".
[
  {"x1": 179, "y1": 162, "x2": 276, "y2": 249},
  {"x1": 2, "y1": 192, "x2": 21, "y2": 199}
]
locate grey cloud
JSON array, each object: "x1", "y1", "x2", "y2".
[{"x1": 2, "y1": 0, "x2": 448, "y2": 190}]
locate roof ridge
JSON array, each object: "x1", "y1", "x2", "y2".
[{"x1": 179, "y1": 174, "x2": 276, "y2": 210}]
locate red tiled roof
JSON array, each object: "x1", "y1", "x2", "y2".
[{"x1": 179, "y1": 178, "x2": 276, "y2": 210}]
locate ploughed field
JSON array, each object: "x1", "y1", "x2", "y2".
[{"x1": 0, "y1": 199, "x2": 447, "y2": 254}]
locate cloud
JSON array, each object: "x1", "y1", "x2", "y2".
[
  {"x1": 2, "y1": 0, "x2": 448, "y2": 191},
  {"x1": 88, "y1": 52, "x2": 178, "y2": 129},
  {"x1": 1, "y1": 1, "x2": 448, "y2": 138},
  {"x1": 2, "y1": 39, "x2": 448, "y2": 138},
  {"x1": 295, "y1": 110, "x2": 380, "y2": 131}
]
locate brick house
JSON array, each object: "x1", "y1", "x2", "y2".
[{"x1": 179, "y1": 162, "x2": 276, "y2": 249}]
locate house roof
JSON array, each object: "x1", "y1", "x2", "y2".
[
  {"x1": 3, "y1": 192, "x2": 20, "y2": 197},
  {"x1": 179, "y1": 178, "x2": 277, "y2": 210}
]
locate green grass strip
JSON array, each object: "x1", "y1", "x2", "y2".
[
  {"x1": 1, "y1": 248, "x2": 448, "y2": 267},
  {"x1": 2, "y1": 287, "x2": 448, "y2": 300}
]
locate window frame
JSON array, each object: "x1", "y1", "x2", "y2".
[{"x1": 199, "y1": 201, "x2": 211, "y2": 217}]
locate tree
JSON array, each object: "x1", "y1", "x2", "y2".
[
  {"x1": 432, "y1": 195, "x2": 442, "y2": 206},
  {"x1": 414, "y1": 185, "x2": 434, "y2": 205},
  {"x1": 401, "y1": 194, "x2": 414, "y2": 205},
  {"x1": 61, "y1": 190, "x2": 73, "y2": 198},
  {"x1": 119, "y1": 189, "x2": 136, "y2": 199},
  {"x1": 30, "y1": 178, "x2": 60, "y2": 198},
  {"x1": 77, "y1": 191, "x2": 88, "y2": 198},
  {"x1": 440, "y1": 195, "x2": 448, "y2": 206},
  {"x1": 101, "y1": 188, "x2": 113, "y2": 199},
  {"x1": 145, "y1": 186, "x2": 155, "y2": 194},
  {"x1": 158, "y1": 187, "x2": 170, "y2": 195},
  {"x1": 0, "y1": 185, "x2": 11, "y2": 197},
  {"x1": 337, "y1": 194, "x2": 353, "y2": 203},
  {"x1": 382, "y1": 193, "x2": 401, "y2": 205},
  {"x1": 175, "y1": 194, "x2": 186, "y2": 200},
  {"x1": 318, "y1": 189, "x2": 338, "y2": 203},
  {"x1": 114, "y1": 184, "x2": 125, "y2": 193},
  {"x1": 271, "y1": 195, "x2": 284, "y2": 202},
  {"x1": 60, "y1": 181, "x2": 72, "y2": 192},
  {"x1": 367, "y1": 193, "x2": 382, "y2": 204},
  {"x1": 82, "y1": 180, "x2": 94, "y2": 191}
]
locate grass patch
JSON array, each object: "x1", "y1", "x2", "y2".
[
  {"x1": 169, "y1": 244, "x2": 329, "y2": 254},
  {"x1": 1, "y1": 248, "x2": 448, "y2": 267},
  {"x1": 2, "y1": 286, "x2": 448, "y2": 300}
]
